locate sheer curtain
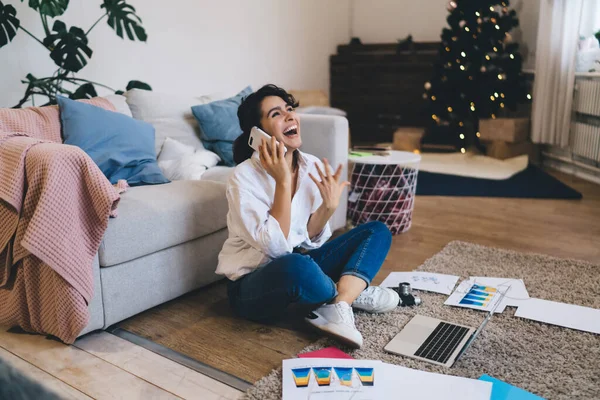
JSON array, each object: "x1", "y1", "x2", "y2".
[{"x1": 530, "y1": 0, "x2": 584, "y2": 147}]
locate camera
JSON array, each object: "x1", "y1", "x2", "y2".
[{"x1": 392, "y1": 282, "x2": 422, "y2": 307}]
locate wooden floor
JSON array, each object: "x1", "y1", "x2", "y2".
[
  {"x1": 1, "y1": 169, "x2": 598, "y2": 396},
  {"x1": 0, "y1": 329, "x2": 243, "y2": 399},
  {"x1": 117, "y1": 169, "x2": 600, "y2": 384}
]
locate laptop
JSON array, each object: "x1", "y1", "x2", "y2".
[{"x1": 384, "y1": 291, "x2": 505, "y2": 368}]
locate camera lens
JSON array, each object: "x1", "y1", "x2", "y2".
[{"x1": 399, "y1": 282, "x2": 411, "y2": 296}]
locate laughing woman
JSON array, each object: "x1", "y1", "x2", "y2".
[{"x1": 216, "y1": 84, "x2": 397, "y2": 348}]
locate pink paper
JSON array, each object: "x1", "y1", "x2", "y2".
[{"x1": 298, "y1": 346, "x2": 354, "y2": 359}]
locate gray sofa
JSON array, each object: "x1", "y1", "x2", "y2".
[{"x1": 79, "y1": 90, "x2": 349, "y2": 336}]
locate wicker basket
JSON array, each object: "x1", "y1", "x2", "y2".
[{"x1": 347, "y1": 151, "x2": 421, "y2": 234}]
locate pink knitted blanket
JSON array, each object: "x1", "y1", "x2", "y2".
[{"x1": 0, "y1": 98, "x2": 124, "y2": 343}]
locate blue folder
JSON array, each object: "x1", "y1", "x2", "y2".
[{"x1": 479, "y1": 375, "x2": 545, "y2": 400}]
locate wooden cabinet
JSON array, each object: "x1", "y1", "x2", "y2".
[{"x1": 330, "y1": 42, "x2": 439, "y2": 143}]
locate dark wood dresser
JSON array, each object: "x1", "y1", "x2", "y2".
[{"x1": 330, "y1": 42, "x2": 439, "y2": 144}]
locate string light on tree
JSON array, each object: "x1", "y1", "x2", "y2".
[{"x1": 424, "y1": 0, "x2": 529, "y2": 152}]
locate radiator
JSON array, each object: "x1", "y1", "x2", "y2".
[{"x1": 571, "y1": 77, "x2": 600, "y2": 163}]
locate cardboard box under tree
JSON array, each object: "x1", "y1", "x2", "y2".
[
  {"x1": 393, "y1": 127, "x2": 425, "y2": 152},
  {"x1": 478, "y1": 117, "x2": 530, "y2": 143},
  {"x1": 485, "y1": 140, "x2": 540, "y2": 163}
]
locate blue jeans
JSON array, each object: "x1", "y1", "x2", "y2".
[{"x1": 227, "y1": 221, "x2": 392, "y2": 322}]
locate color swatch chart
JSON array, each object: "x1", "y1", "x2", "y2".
[
  {"x1": 444, "y1": 280, "x2": 502, "y2": 312},
  {"x1": 459, "y1": 284, "x2": 497, "y2": 307},
  {"x1": 291, "y1": 366, "x2": 375, "y2": 388}
]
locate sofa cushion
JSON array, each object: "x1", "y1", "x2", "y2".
[
  {"x1": 201, "y1": 166, "x2": 234, "y2": 183},
  {"x1": 99, "y1": 180, "x2": 228, "y2": 267},
  {"x1": 125, "y1": 89, "x2": 225, "y2": 156}
]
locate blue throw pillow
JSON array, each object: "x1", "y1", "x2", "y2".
[
  {"x1": 191, "y1": 86, "x2": 252, "y2": 166},
  {"x1": 57, "y1": 96, "x2": 169, "y2": 186}
]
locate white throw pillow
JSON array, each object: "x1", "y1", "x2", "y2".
[
  {"x1": 103, "y1": 94, "x2": 132, "y2": 117},
  {"x1": 125, "y1": 89, "x2": 228, "y2": 156},
  {"x1": 157, "y1": 137, "x2": 195, "y2": 162},
  {"x1": 157, "y1": 137, "x2": 221, "y2": 181}
]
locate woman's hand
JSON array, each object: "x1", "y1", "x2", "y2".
[
  {"x1": 260, "y1": 136, "x2": 291, "y2": 187},
  {"x1": 309, "y1": 159, "x2": 350, "y2": 211}
]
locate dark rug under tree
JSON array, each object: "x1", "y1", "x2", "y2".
[{"x1": 416, "y1": 165, "x2": 582, "y2": 199}]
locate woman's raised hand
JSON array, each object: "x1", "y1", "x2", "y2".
[
  {"x1": 309, "y1": 159, "x2": 350, "y2": 211},
  {"x1": 259, "y1": 136, "x2": 291, "y2": 186}
]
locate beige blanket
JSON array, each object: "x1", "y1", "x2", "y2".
[{"x1": 0, "y1": 98, "x2": 124, "y2": 343}]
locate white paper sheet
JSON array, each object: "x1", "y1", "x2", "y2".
[
  {"x1": 381, "y1": 364, "x2": 493, "y2": 400},
  {"x1": 514, "y1": 298, "x2": 600, "y2": 334},
  {"x1": 469, "y1": 277, "x2": 529, "y2": 313},
  {"x1": 444, "y1": 280, "x2": 503, "y2": 312},
  {"x1": 379, "y1": 271, "x2": 460, "y2": 295},
  {"x1": 282, "y1": 358, "x2": 383, "y2": 400},
  {"x1": 283, "y1": 359, "x2": 492, "y2": 400}
]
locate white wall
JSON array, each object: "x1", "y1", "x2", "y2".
[
  {"x1": 0, "y1": 0, "x2": 350, "y2": 107},
  {"x1": 1, "y1": 0, "x2": 543, "y2": 108},
  {"x1": 351, "y1": 0, "x2": 540, "y2": 69}
]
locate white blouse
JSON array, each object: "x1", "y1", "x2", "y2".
[{"x1": 216, "y1": 150, "x2": 332, "y2": 281}]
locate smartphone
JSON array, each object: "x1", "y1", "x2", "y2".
[{"x1": 248, "y1": 126, "x2": 287, "y2": 154}]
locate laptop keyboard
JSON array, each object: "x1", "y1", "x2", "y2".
[{"x1": 414, "y1": 322, "x2": 470, "y2": 364}]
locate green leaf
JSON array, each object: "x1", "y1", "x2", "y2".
[
  {"x1": 70, "y1": 82, "x2": 97, "y2": 100},
  {"x1": 43, "y1": 20, "x2": 92, "y2": 73},
  {"x1": 126, "y1": 80, "x2": 151, "y2": 91},
  {"x1": 0, "y1": 2, "x2": 20, "y2": 48},
  {"x1": 23, "y1": 0, "x2": 69, "y2": 17},
  {"x1": 101, "y1": 0, "x2": 147, "y2": 41}
]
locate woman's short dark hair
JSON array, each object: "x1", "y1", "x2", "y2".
[{"x1": 233, "y1": 84, "x2": 299, "y2": 165}]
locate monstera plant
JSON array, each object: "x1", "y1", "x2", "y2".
[{"x1": 0, "y1": 0, "x2": 151, "y2": 108}]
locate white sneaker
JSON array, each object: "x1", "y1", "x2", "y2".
[
  {"x1": 305, "y1": 301, "x2": 363, "y2": 349},
  {"x1": 352, "y1": 286, "x2": 399, "y2": 313}
]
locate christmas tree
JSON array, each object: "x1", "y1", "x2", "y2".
[{"x1": 423, "y1": 0, "x2": 531, "y2": 152}]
